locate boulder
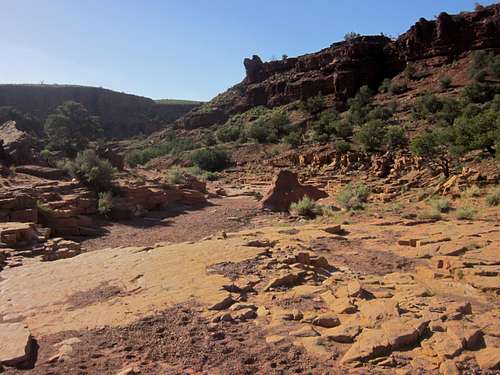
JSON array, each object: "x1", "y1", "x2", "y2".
[
  {"x1": 260, "y1": 170, "x2": 328, "y2": 212},
  {"x1": 0, "y1": 121, "x2": 34, "y2": 165},
  {"x1": 0, "y1": 323, "x2": 32, "y2": 366}
]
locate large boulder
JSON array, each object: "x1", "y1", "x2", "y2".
[
  {"x1": 260, "y1": 170, "x2": 328, "y2": 212},
  {"x1": 0, "y1": 121, "x2": 34, "y2": 165}
]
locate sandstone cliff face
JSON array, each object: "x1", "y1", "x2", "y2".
[
  {"x1": 178, "y1": 4, "x2": 500, "y2": 130},
  {"x1": 0, "y1": 85, "x2": 199, "y2": 138}
]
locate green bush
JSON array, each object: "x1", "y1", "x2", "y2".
[
  {"x1": 354, "y1": 120, "x2": 386, "y2": 152},
  {"x1": 404, "y1": 64, "x2": 417, "y2": 80},
  {"x1": 378, "y1": 78, "x2": 392, "y2": 94},
  {"x1": 190, "y1": 147, "x2": 230, "y2": 172},
  {"x1": 344, "y1": 32, "x2": 361, "y2": 41},
  {"x1": 64, "y1": 149, "x2": 116, "y2": 192},
  {"x1": 440, "y1": 76, "x2": 452, "y2": 89},
  {"x1": 290, "y1": 196, "x2": 323, "y2": 218},
  {"x1": 366, "y1": 106, "x2": 394, "y2": 121},
  {"x1": 216, "y1": 125, "x2": 241, "y2": 143},
  {"x1": 247, "y1": 119, "x2": 275, "y2": 143},
  {"x1": 334, "y1": 140, "x2": 351, "y2": 153},
  {"x1": 470, "y1": 51, "x2": 500, "y2": 80},
  {"x1": 462, "y1": 82, "x2": 496, "y2": 103},
  {"x1": 413, "y1": 93, "x2": 461, "y2": 125},
  {"x1": 486, "y1": 188, "x2": 500, "y2": 207},
  {"x1": 389, "y1": 82, "x2": 408, "y2": 95},
  {"x1": 410, "y1": 129, "x2": 454, "y2": 177},
  {"x1": 336, "y1": 183, "x2": 370, "y2": 210},
  {"x1": 310, "y1": 110, "x2": 338, "y2": 142},
  {"x1": 347, "y1": 86, "x2": 373, "y2": 125},
  {"x1": 302, "y1": 93, "x2": 326, "y2": 114},
  {"x1": 429, "y1": 198, "x2": 451, "y2": 213},
  {"x1": 283, "y1": 131, "x2": 302, "y2": 147},
  {"x1": 384, "y1": 126, "x2": 408, "y2": 149},
  {"x1": 98, "y1": 191, "x2": 114, "y2": 215},
  {"x1": 167, "y1": 167, "x2": 186, "y2": 184},
  {"x1": 126, "y1": 136, "x2": 196, "y2": 167},
  {"x1": 456, "y1": 206, "x2": 476, "y2": 220}
]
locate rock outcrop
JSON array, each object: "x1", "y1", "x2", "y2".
[
  {"x1": 0, "y1": 121, "x2": 34, "y2": 165},
  {"x1": 260, "y1": 170, "x2": 328, "y2": 211},
  {"x1": 177, "y1": 4, "x2": 500, "y2": 130}
]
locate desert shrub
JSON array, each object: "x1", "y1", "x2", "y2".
[
  {"x1": 334, "y1": 140, "x2": 352, "y2": 153},
  {"x1": 410, "y1": 129, "x2": 454, "y2": 177},
  {"x1": 126, "y1": 136, "x2": 196, "y2": 167},
  {"x1": 366, "y1": 105, "x2": 394, "y2": 121},
  {"x1": 167, "y1": 167, "x2": 186, "y2": 184},
  {"x1": 283, "y1": 131, "x2": 302, "y2": 147},
  {"x1": 389, "y1": 82, "x2": 408, "y2": 95},
  {"x1": 64, "y1": 149, "x2": 116, "y2": 192},
  {"x1": 417, "y1": 209, "x2": 442, "y2": 221},
  {"x1": 384, "y1": 126, "x2": 408, "y2": 149},
  {"x1": 461, "y1": 185, "x2": 481, "y2": 199},
  {"x1": 184, "y1": 166, "x2": 219, "y2": 181},
  {"x1": 302, "y1": 93, "x2": 325, "y2": 114},
  {"x1": 40, "y1": 149, "x2": 51, "y2": 162},
  {"x1": 378, "y1": 78, "x2": 392, "y2": 94},
  {"x1": 451, "y1": 103, "x2": 499, "y2": 156},
  {"x1": 310, "y1": 110, "x2": 338, "y2": 142},
  {"x1": 429, "y1": 198, "x2": 451, "y2": 213},
  {"x1": 413, "y1": 93, "x2": 461, "y2": 125},
  {"x1": 347, "y1": 86, "x2": 373, "y2": 125},
  {"x1": 354, "y1": 120, "x2": 386, "y2": 152},
  {"x1": 336, "y1": 183, "x2": 370, "y2": 210},
  {"x1": 216, "y1": 125, "x2": 241, "y2": 143},
  {"x1": 486, "y1": 188, "x2": 500, "y2": 206},
  {"x1": 440, "y1": 76, "x2": 452, "y2": 89},
  {"x1": 190, "y1": 147, "x2": 230, "y2": 172},
  {"x1": 98, "y1": 192, "x2": 114, "y2": 215},
  {"x1": 470, "y1": 50, "x2": 500, "y2": 80},
  {"x1": 404, "y1": 64, "x2": 417, "y2": 80},
  {"x1": 290, "y1": 196, "x2": 323, "y2": 219},
  {"x1": 462, "y1": 82, "x2": 496, "y2": 103},
  {"x1": 456, "y1": 206, "x2": 476, "y2": 220},
  {"x1": 247, "y1": 119, "x2": 275, "y2": 143},
  {"x1": 36, "y1": 200, "x2": 54, "y2": 215},
  {"x1": 44, "y1": 101, "x2": 102, "y2": 157},
  {"x1": 203, "y1": 133, "x2": 217, "y2": 146}
]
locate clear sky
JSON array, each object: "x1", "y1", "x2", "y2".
[{"x1": 1, "y1": 0, "x2": 485, "y2": 101}]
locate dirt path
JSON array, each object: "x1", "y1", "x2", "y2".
[{"x1": 82, "y1": 196, "x2": 267, "y2": 251}]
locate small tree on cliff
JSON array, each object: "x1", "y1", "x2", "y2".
[
  {"x1": 410, "y1": 129, "x2": 454, "y2": 177},
  {"x1": 44, "y1": 101, "x2": 102, "y2": 156}
]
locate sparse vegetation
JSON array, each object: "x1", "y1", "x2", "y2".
[
  {"x1": 384, "y1": 126, "x2": 408, "y2": 149},
  {"x1": 302, "y1": 93, "x2": 325, "y2": 114},
  {"x1": 417, "y1": 209, "x2": 442, "y2": 221},
  {"x1": 216, "y1": 125, "x2": 241, "y2": 143},
  {"x1": 167, "y1": 167, "x2": 186, "y2": 184},
  {"x1": 410, "y1": 129, "x2": 453, "y2": 177},
  {"x1": 336, "y1": 183, "x2": 370, "y2": 211},
  {"x1": 354, "y1": 120, "x2": 386, "y2": 152},
  {"x1": 62, "y1": 149, "x2": 116, "y2": 193},
  {"x1": 389, "y1": 82, "x2": 408, "y2": 95},
  {"x1": 429, "y1": 198, "x2": 451, "y2": 213},
  {"x1": 440, "y1": 76, "x2": 452, "y2": 89},
  {"x1": 486, "y1": 188, "x2": 500, "y2": 206},
  {"x1": 404, "y1": 64, "x2": 417, "y2": 80},
  {"x1": 289, "y1": 196, "x2": 323, "y2": 219},
  {"x1": 126, "y1": 136, "x2": 196, "y2": 167},
  {"x1": 456, "y1": 206, "x2": 476, "y2": 220},
  {"x1": 98, "y1": 192, "x2": 114, "y2": 215},
  {"x1": 190, "y1": 147, "x2": 230, "y2": 172}
]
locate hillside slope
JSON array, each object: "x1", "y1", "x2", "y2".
[
  {"x1": 177, "y1": 4, "x2": 500, "y2": 130},
  {"x1": 0, "y1": 84, "x2": 200, "y2": 138}
]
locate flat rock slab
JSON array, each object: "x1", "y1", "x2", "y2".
[{"x1": 0, "y1": 323, "x2": 32, "y2": 366}]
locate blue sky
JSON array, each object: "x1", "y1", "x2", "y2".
[{"x1": 1, "y1": 0, "x2": 483, "y2": 101}]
